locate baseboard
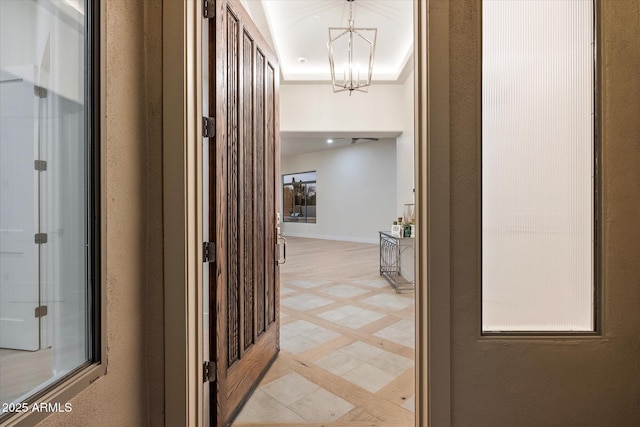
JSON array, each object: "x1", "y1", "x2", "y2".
[{"x1": 281, "y1": 232, "x2": 378, "y2": 245}]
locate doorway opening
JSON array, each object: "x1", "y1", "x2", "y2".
[
  {"x1": 216, "y1": 1, "x2": 417, "y2": 426},
  {"x1": 234, "y1": 237, "x2": 416, "y2": 425}
]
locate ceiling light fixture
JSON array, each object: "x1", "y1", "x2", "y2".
[
  {"x1": 327, "y1": 0, "x2": 377, "y2": 95},
  {"x1": 327, "y1": 139, "x2": 334, "y2": 144}
]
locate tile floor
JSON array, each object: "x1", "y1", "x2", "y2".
[{"x1": 232, "y1": 237, "x2": 415, "y2": 426}]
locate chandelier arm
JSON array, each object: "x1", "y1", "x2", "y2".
[
  {"x1": 327, "y1": 0, "x2": 376, "y2": 94},
  {"x1": 349, "y1": 27, "x2": 354, "y2": 86},
  {"x1": 368, "y1": 31, "x2": 377, "y2": 84},
  {"x1": 353, "y1": 31, "x2": 376, "y2": 45},
  {"x1": 328, "y1": 27, "x2": 351, "y2": 42}
]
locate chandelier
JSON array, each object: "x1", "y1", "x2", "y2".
[{"x1": 327, "y1": 0, "x2": 377, "y2": 94}]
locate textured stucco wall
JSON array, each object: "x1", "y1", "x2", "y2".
[
  {"x1": 448, "y1": 1, "x2": 640, "y2": 425},
  {"x1": 38, "y1": 0, "x2": 164, "y2": 425}
]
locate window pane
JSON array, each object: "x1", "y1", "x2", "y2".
[
  {"x1": 0, "y1": 0, "x2": 89, "y2": 407},
  {"x1": 482, "y1": 0, "x2": 594, "y2": 332},
  {"x1": 283, "y1": 171, "x2": 316, "y2": 185},
  {"x1": 282, "y1": 172, "x2": 316, "y2": 223}
]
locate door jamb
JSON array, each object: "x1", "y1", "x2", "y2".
[
  {"x1": 162, "y1": 0, "x2": 204, "y2": 426},
  {"x1": 415, "y1": 1, "x2": 451, "y2": 426}
]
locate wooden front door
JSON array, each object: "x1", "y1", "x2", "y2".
[{"x1": 208, "y1": 0, "x2": 280, "y2": 426}]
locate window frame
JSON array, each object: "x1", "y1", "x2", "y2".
[
  {"x1": 0, "y1": 0, "x2": 105, "y2": 424},
  {"x1": 479, "y1": 0, "x2": 601, "y2": 337},
  {"x1": 282, "y1": 170, "x2": 317, "y2": 224}
]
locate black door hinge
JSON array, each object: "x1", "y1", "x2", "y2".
[
  {"x1": 203, "y1": 241, "x2": 215, "y2": 263},
  {"x1": 203, "y1": 0, "x2": 215, "y2": 19},
  {"x1": 203, "y1": 360, "x2": 216, "y2": 382},
  {"x1": 34, "y1": 160, "x2": 47, "y2": 171},
  {"x1": 34, "y1": 85, "x2": 47, "y2": 98},
  {"x1": 35, "y1": 305, "x2": 48, "y2": 318},
  {"x1": 35, "y1": 233, "x2": 48, "y2": 244},
  {"x1": 202, "y1": 117, "x2": 215, "y2": 138}
]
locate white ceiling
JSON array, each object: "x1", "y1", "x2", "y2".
[
  {"x1": 247, "y1": 0, "x2": 414, "y2": 83},
  {"x1": 281, "y1": 131, "x2": 401, "y2": 158},
  {"x1": 238, "y1": 1, "x2": 412, "y2": 157}
]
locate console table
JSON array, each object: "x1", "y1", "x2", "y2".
[{"x1": 379, "y1": 231, "x2": 415, "y2": 293}]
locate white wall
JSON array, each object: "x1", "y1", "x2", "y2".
[
  {"x1": 238, "y1": 0, "x2": 276, "y2": 50},
  {"x1": 280, "y1": 83, "x2": 405, "y2": 133},
  {"x1": 280, "y1": 78, "x2": 414, "y2": 219},
  {"x1": 281, "y1": 139, "x2": 396, "y2": 244},
  {"x1": 0, "y1": 0, "x2": 84, "y2": 104},
  {"x1": 396, "y1": 70, "x2": 415, "y2": 217}
]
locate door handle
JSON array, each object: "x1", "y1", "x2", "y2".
[{"x1": 277, "y1": 236, "x2": 287, "y2": 265}]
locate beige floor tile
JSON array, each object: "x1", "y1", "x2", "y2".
[
  {"x1": 389, "y1": 319, "x2": 415, "y2": 332},
  {"x1": 339, "y1": 315, "x2": 377, "y2": 329},
  {"x1": 285, "y1": 279, "x2": 331, "y2": 289},
  {"x1": 356, "y1": 308, "x2": 388, "y2": 321},
  {"x1": 316, "y1": 308, "x2": 351, "y2": 322},
  {"x1": 368, "y1": 352, "x2": 414, "y2": 377},
  {"x1": 362, "y1": 293, "x2": 414, "y2": 311},
  {"x1": 280, "y1": 321, "x2": 340, "y2": 354},
  {"x1": 270, "y1": 407, "x2": 307, "y2": 423},
  {"x1": 314, "y1": 350, "x2": 365, "y2": 376},
  {"x1": 233, "y1": 389, "x2": 288, "y2": 423},
  {"x1": 342, "y1": 363, "x2": 396, "y2": 393},
  {"x1": 374, "y1": 324, "x2": 414, "y2": 344},
  {"x1": 288, "y1": 387, "x2": 355, "y2": 422},
  {"x1": 281, "y1": 335, "x2": 321, "y2": 354},
  {"x1": 323, "y1": 284, "x2": 370, "y2": 298},
  {"x1": 338, "y1": 340, "x2": 385, "y2": 362},
  {"x1": 280, "y1": 335, "x2": 319, "y2": 354},
  {"x1": 260, "y1": 372, "x2": 319, "y2": 406},
  {"x1": 318, "y1": 305, "x2": 385, "y2": 329},
  {"x1": 281, "y1": 293, "x2": 334, "y2": 311},
  {"x1": 281, "y1": 320, "x2": 318, "y2": 334},
  {"x1": 280, "y1": 287, "x2": 295, "y2": 296},
  {"x1": 310, "y1": 327, "x2": 341, "y2": 343},
  {"x1": 402, "y1": 395, "x2": 415, "y2": 412},
  {"x1": 400, "y1": 337, "x2": 415, "y2": 349},
  {"x1": 352, "y1": 277, "x2": 389, "y2": 289}
]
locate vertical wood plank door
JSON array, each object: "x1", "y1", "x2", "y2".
[{"x1": 208, "y1": 0, "x2": 280, "y2": 426}]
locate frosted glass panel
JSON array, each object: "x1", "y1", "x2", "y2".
[{"x1": 482, "y1": 0, "x2": 594, "y2": 332}]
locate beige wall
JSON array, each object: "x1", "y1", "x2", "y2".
[
  {"x1": 280, "y1": 83, "x2": 405, "y2": 133},
  {"x1": 445, "y1": 0, "x2": 640, "y2": 425},
  {"x1": 38, "y1": 0, "x2": 165, "y2": 425}
]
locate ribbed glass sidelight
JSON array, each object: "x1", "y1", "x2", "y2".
[{"x1": 482, "y1": 0, "x2": 595, "y2": 332}]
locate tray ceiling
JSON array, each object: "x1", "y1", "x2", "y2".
[{"x1": 252, "y1": 0, "x2": 414, "y2": 83}]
